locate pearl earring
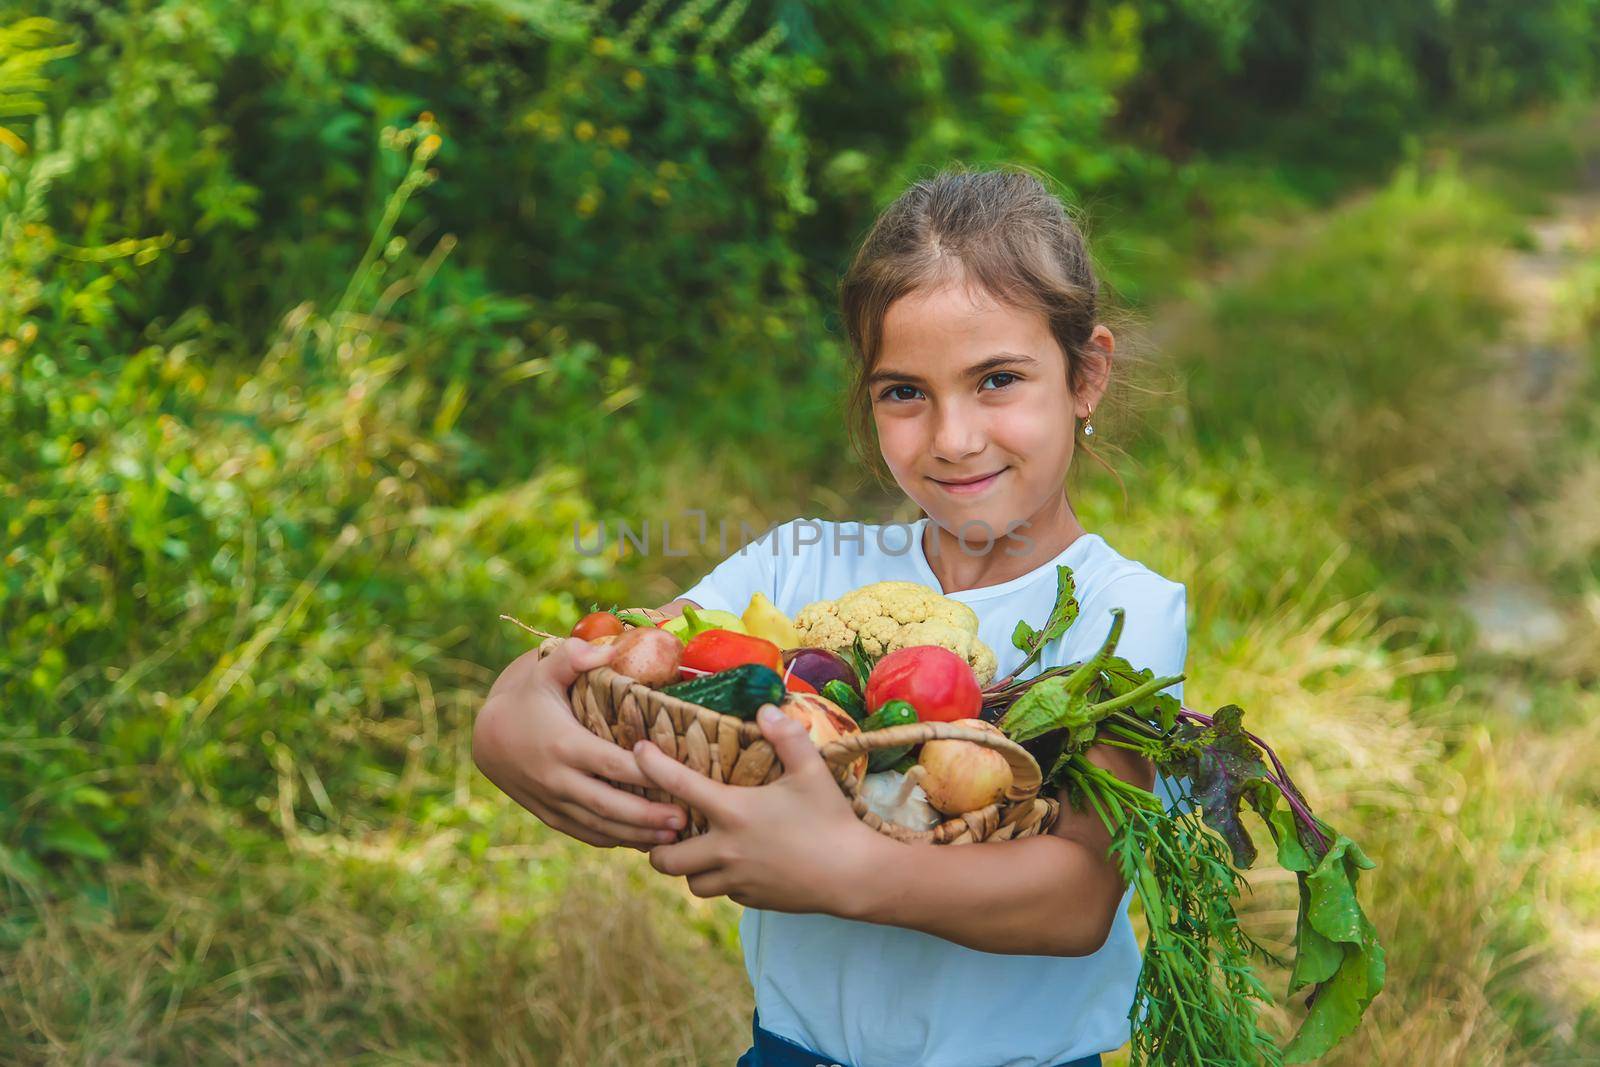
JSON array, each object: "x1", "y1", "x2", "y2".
[{"x1": 1083, "y1": 410, "x2": 1096, "y2": 437}]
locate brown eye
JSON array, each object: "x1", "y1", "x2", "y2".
[{"x1": 981, "y1": 371, "x2": 1019, "y2": 390}]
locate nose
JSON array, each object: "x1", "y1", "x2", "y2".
[{"x1": 929, "y1": 399, "x2": 985, "y2": 463}]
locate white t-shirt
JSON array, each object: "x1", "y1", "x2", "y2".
[{"x1": 679, "y1": 516, "x2": 1188, "y2": 1067}]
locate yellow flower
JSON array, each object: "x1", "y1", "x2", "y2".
[
  {"x1": 418, "y1": 133, "x2": 442, "y2": 160},
  {"x1": 606, "y1": 126, "x2": 630, "y2": 148},
  {"x1": 69, "y1": 441, "x2": 86, "y2": 459},
  {"x1": 18, "y1": 322, "x2": 37, "y2": 345},
  {"x1": 591, "y1": 36, "x2": 614, "y2": 56},
  {"x1": 650, "y1": 185, "x2": 671, "y2": 205},
  {"x1": 655, "y1": 160, "x2": 680, "y2": 180},
  {"x1": 576, "y1": 190, "x2": 601, "y2": 217},
  {"x1": 574, "y1": 120, "x2": 596, "y2": 142},
  {"x1": 624, "y1": 69, "x2": 645, "y2": 91}
]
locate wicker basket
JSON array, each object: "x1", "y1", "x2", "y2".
[
  {"x1": 822, "y1": 721, "x2": 1060, "y2": 845},
  {"x1": 537, "y1": 637, "x2": 1060, "y2": 844}
]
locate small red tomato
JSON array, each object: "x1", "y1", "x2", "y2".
[
  {"x1": 571, "y1": 611, "x2": 624, "y2": 641},
  {"x1": 784, "y1": 674, "x2": 818, "y2": 694}
]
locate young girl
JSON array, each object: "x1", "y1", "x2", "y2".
[{"x1": 474, "y1": 168, "x2": 1186, "y2": 1067}]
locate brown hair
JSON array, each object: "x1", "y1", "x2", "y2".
[{"x1": 838, "y1": 164, "x2": 1126, "y2": 489}]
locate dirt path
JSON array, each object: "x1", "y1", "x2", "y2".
[{"x1": 1459, "y1": 185, "x2": 1600, "y2": 659}]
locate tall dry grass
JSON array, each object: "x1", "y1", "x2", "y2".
[{"x1": 1, "y1": 809, "x2": 749, "y2": 1063}]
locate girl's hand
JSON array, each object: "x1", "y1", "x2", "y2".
[
  {"x1": 472, "y1": 637, "x2": 688, "y2": 850},
  {"x1": 633, "y1": 706, "x2": 883, "y2": 913}
]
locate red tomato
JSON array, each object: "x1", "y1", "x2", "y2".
[
  {"x1": 784, "y1": 674, "x2": 818, "y2": 694},
  {"x1": 865, "y1": 645, "x2": 981, "y2": 722},
  {"x1": 679, "y1": 629, "x2": 783, "y2": 678},
  {"x1": 572, "y1": 611, "x2": 624, "y2": 641}
]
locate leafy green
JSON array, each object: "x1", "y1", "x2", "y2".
[
  {"x1": 1003, "y1": 675, "x2": 1105, "y2": 748},
  {"x1": 990, "y1": 567, "x2": 1382, "y2": 1063},
  {"x1": 846, "y1": 634, "x2": 879, "y2": 691},
  {"x1": 1002, "y1": 610, "x2": 1183, "y2": 766},
  {"x1": 1002, "y1": 564, "x2": 1080, "y2": 683},
  {"x1": 1268, "y1": 809, "x2": 1387, "y2": 1063},
  {"x1": 1069, "y1": 757, "x2": 1283, "y2": 1067},
  {"x1": 1099, "y1": 656, "x2": 1183, "y2": 732},
  {"x1": 1173, "y1": 705, "x2": 1277, "y2": 868},
  {"x1": 614, "y1": 611, "x2": 657, "y2": 627}
]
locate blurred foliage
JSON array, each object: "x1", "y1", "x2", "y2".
[
  {"x1": 1174, "y1": 163, "x2": 1531, "y2": 592},
  {"x1": 3, "y1": 0, "x2": 1600, "y2": 1061}
]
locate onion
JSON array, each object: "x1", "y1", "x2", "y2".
[
  {"x1": 781, "y1": 647, "x2": 858, "y2": 694},
  {"x1": 778, "y1": 693, "x2": 868, "y2": 781},
  {"x1": 916, "y1": 719, "x2": 1013, "y2": 814}
]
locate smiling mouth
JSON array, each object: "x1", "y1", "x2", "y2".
[{"x1": 930, "y1": 468, "x2": 1008, "y2": 492}]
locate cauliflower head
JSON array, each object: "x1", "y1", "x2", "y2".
[{"x1": 793, "y1": 580, "x2": 997, "y2": 685}]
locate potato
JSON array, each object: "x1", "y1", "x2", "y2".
[{"x1": 609, "y1": 627, "x2": 682, "y2": 687}]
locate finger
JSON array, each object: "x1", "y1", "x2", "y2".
[
  {"x1": 553, "y1": 794, "x2": 679, "y2": 847},
  {"x1": 686, "y1": 869, "x2": 737, "y2": 900},
  {"x1": 566, "y1": 730, "x2": 668, "y2": 792},
  {"x1": 534, "y1": 635, "x2": 616, "y2": 691},
  {"x1": 497, "y1": 781, "x2": 645, "y2": 850},
  {"x1": 648, "y1": 832, "x2": 723, "y2": 878},
  {"x1": 633, "y1": 739, "x2": 729, "y2": 815},
  {"x1": 522, "y1": 795, "x2": 630, "y2": 850},
  {"x1": 757, "y1": 705, "x2": 829, "y2": 782},
  {"x1": 552, "y1": 814, "x2": 640, "y2": 851},
  {"x1": 485, "y1": 647, "x2": 550, "y2": 702},
  {"x1": 563, "y1": 772, "x2": 686, "y2": 835}
]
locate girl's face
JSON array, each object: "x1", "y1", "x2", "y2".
[{"x1": 869, "y1": 279, "x2": 1110, "y2": 539}]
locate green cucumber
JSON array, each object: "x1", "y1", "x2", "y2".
[
  {"x1": 822, "y1": 679, "x2": 867, "y2": 721},
  {"x1": 860, "y1": 700, "x2": 918, "y2": 732},
  {"x1": 862, "y1": 699, "x2": 919, "y2": 772},
  {"x1": 660, "y1": 664, "x2": 785, "y2": 720}
]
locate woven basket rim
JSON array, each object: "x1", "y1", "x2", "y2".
[
  {"x1": 560, "y1": 641, "x2": 1044, "y2": 802},
  {"x1": 820, "y1": 720, "x2": 1043, "y2": 804},
  {"x1": 580, "y1": 660, "x2": 773, "y2": 743}
]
